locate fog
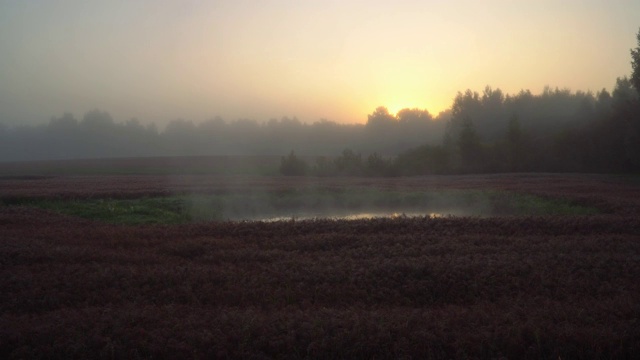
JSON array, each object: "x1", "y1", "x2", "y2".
[
  {"x1": 168, "y1": 182, "x2": 597, "y2": 222},
  {"x1": 2, "y1": 2, "x2": 639, "y2": 130},
  {"x1": 2, "y1": 25, "x2": 640, "y2": 174},
  {"x1": 0, "y1": 107, "x2": 446, "y2": 161},
  {"x1": 2, "y1": 3, "x2": 639, "y2": 174},
  {"x1": 181, "y1": 188, "x2": 506, "y2": 222},
  {"x1": 1, "y1": 77, "x2": 639, "y2": 174}
]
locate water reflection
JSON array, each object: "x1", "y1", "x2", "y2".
[{"x1": 256, "y1": 211, "x2": 448, "y2": 222}]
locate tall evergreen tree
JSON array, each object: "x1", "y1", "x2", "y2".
[
  {"x1": 631, "y1": 27, "x2": 640, "y2": 93},
  {"x1": 457, "y1": 116, "x2": 482, "y2": 172}
]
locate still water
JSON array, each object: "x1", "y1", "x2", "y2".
[{"x1": 255, "y1": 211, "x2": 450, "y2": 222}]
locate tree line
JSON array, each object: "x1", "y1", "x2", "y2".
[
  {"x1": 3, "y1": 29, "x2": 640, "y2": 175},
  {"x1": 0, "y1": 108, "x2": 446, "y2": 162},
  {"x1": 280, "y1": 29, "x2": 640, "y2": 175},
  {"x1": 281, "y1": 78, "x2": 639, "y2": 176}
]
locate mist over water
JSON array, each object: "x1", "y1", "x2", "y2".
[
  {"x1": 180, "y1": 188, "x2": 594, "y2": 223},
  {"x1": 258, "y1": 211, "x2": 450, "y2": 222}
]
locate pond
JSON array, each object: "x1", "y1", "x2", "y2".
[
  {"x1": 252, "y1": 211, "x2": 449, "y2": 222},
  {"x1": 12, "y1": 188, "x2": 599, "y2": 225},
  {"x1": 185, "y1": 189, "x2": 598, "y2": 222}
]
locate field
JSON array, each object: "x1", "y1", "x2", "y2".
[{"x1": 1, "y1": 157, "x2": 640, "y2": 359}]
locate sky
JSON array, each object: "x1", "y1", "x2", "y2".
[{"x1": 0, "y1": 0, "x2": 639, "y2": 127}]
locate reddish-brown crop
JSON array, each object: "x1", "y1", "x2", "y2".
[{"x1": 1, "y1": 173, "x2": 640, "y2": 359}]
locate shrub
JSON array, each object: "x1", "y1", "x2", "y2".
[{"x1": 279, "y1": 151, "x2": 308, "y2": 176}]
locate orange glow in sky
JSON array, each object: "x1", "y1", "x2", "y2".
[{"x1": 0, "y1": 0, "x2": 638, "y2": 126}]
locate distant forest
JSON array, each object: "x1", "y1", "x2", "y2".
[
  {"x1": 2, "y1": 29, "x2": 640, "y2": 174},
  {"x1": 280, "y1": 78, "x2": 640, "y2": 176},
  {"x1": 0, "y1": 108, "x2": 447, "y2": 161}
]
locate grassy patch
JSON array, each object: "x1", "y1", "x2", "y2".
[
  {"x1": 29, "y1": 197, "x2": 192, "y2": 225},
  {"x1": 4, "y1": 189, "x2": 600, "y2": 225}
]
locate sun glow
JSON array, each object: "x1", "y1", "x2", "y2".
[
  {"x1": 0, "y1": 1, "x2": 637, "y2": 127},
  {"x1": 366, "y1": 75, "x2": 453, "y2": 119},
  {"x1": 379, "y1": 96, "x2": 448, "y2": 119},
  {"x1": 400, "y1": 95, "x2": 454, "y2": 117},
  {"x1": 386, "y1": 102, "x2": 427, "y2": 117}
]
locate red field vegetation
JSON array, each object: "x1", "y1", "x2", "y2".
[{"x1": 1, "y1": 173, "x2": 640, "y2": 359}]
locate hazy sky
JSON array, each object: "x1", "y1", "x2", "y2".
[{"x1": 1, "y1": 0, "x2": 638, "y2": 127}]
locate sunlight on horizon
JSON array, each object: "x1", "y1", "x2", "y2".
[{"x1": 0, "y1": 1, "x2": 638, "y2": 126}]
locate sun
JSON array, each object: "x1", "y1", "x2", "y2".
[
  {"x1": 386, "y1": 102, "x2": 416, "y2": 116},
  {"x1": 384, "y1": 98, "x2": 431, "y2": 117},
  {"x1": 382, "y1": 94, "x2": 451, "y2": 118},
  {"x1": 375, "y1": 85, "x2": 440, "y2": 117},
  {"x1": 354, "y1": 79, "x2": 453, "y2": 122}
]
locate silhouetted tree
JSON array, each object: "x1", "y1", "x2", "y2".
[
  {"x1": 44, "y1": 113, "x2": 80, "y2": 158},
  {"x1": 0, "y1": 123, "x2": 7, "y2": 160},
  {"x1": 615, "y1": 40, "x2": 640, "y2": 169},
  {"x1": 612, "y1": 77, "x2": 638, "y2": 109},
  {"x1": 395, "y1": 108, "x2": 445, "y2": 147},
  {"x1": 365, "y1": 152, "x2": 390, "y2": 176},
  {"x1": 392, "y1": 144, "x2": 450, "y2": 175},
  {"x1": 505, "y1": 115, "x2": 528, "y2": 171},
  {"x1": 595, "y1": 88, "x2": 613, "y2": 117},
  {"x1": 367, "y1": 106, "x2": 396, "y2": 127},
  {"x1": 49, "y1": 113, "x2": 78, "y2": 131},
  {"x1": 481, "y1": 86, "x2": 506, "y2": 138},
  {"x1": 75, "y1": 110, "x2": 119, "y2": 157},
  {"x1": 334, "y1": 148, "x2": 364, "y2": 176},
  {"x1": 457, "y1": 116, "x2": 482, "y2": 172},
  {"x1": 81, "y1": 109, "x2": 115, "y2": 132},
  {"x1": 631, "y1": 27, "x2": 640, "y2": 93},
  {"x1": 279, "y1": 151, "x2": 308, "y2": 176},
  {"x1": 164, "y1": 119, "x2": 199, "y2": 155},
  {"x1": 364, "y1": 106, "x2": 398, "y2": 153},
  {"x1": 611, "y1": 77, "x2": 640, "y2": 170},
  {"x1": 312, "y1": 156, "x2": 336, "y2": 177}
]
